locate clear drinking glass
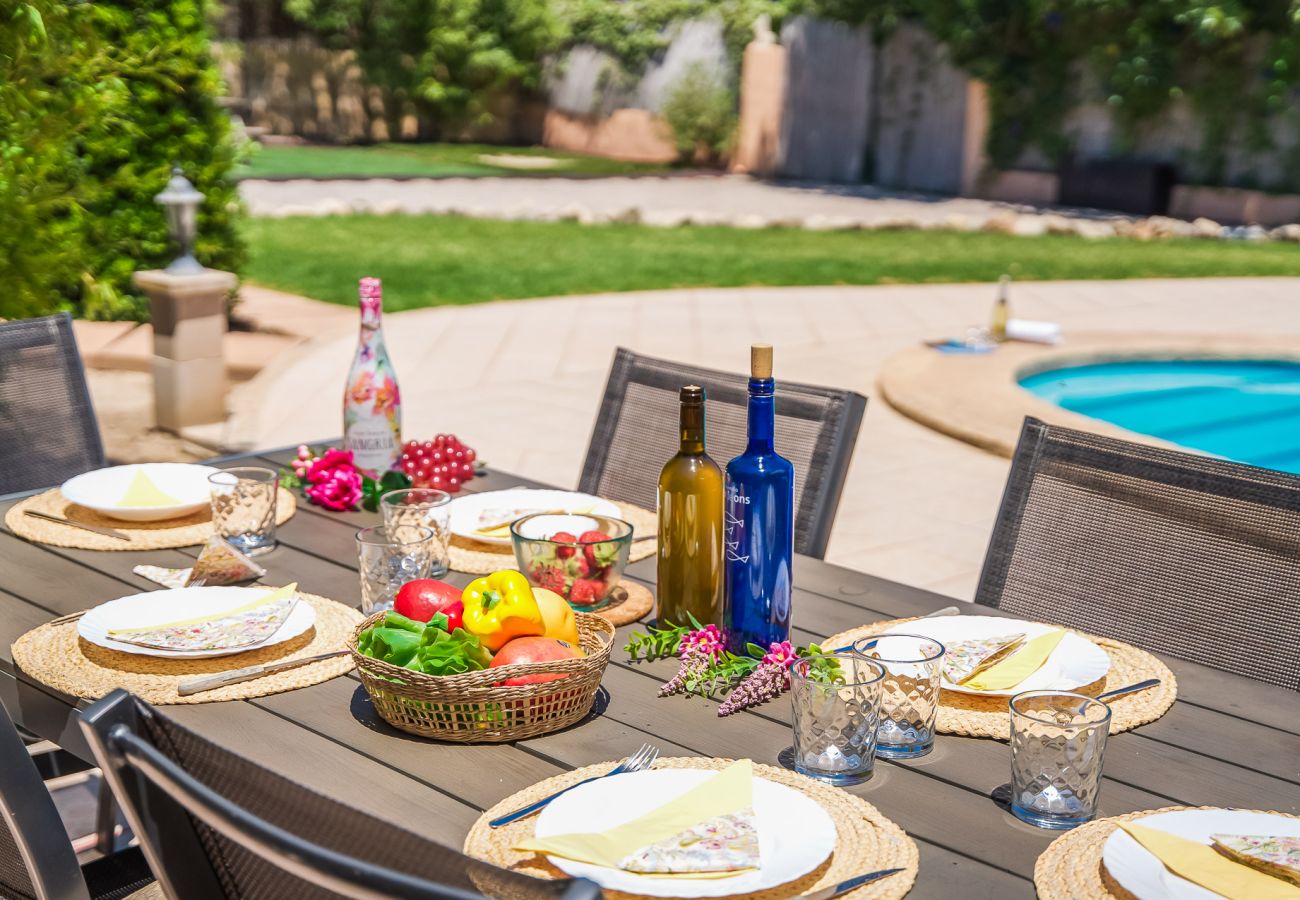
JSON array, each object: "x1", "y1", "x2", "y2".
[
  {"x1": 208, "y1": 467, "x2": 278, "y2": 556},
  {"x1": 789, "y1": 653, "x2": 886, "y2": 785},
  {"x1": 1009, "y1": 690, "x2": 1112, "y2": 829},
  {"x1": 379, "y1": 488, "x2": 452, "y2": 578},
  {"x1": 355, "y1": 525, "x2": 435, "y2": 614},
  {"x1": 853, "y1": 633, "x2": 946, "y2": 759}
]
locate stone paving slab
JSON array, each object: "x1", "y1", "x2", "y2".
[{"x1": 218, "y1": 276, "x2": 1300, "y2": 599}]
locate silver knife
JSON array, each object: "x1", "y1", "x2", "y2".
[
  {"x1": 835, "y1": 605, "x2": 962, "y2": 652},
  {"x1": 801, "y1": 867, "x2": 904, "y2": 899},
  {"x1": 176, "y1": 650, "x2": 350, "y2": 696},
  {"x1": 24, "y1": 510, "x2": 131, "y2": 541}
]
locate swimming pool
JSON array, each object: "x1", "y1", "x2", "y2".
[{"x1": 1019, "y1": 359, "x2": 1300, "y2": 474}]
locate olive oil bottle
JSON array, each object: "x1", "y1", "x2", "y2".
[{"x1": 656, "y1": 385, "x2": 725, "y2": 628}]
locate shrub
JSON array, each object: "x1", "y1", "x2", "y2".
[
  {"x1": 661, "y1": 61, "x2": 736, "y2": 165},
  {"x1": 0, "y1": 0, "x2": 244, "y2": 322}
]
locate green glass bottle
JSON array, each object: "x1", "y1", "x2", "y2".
[{"x1": 656, "y1": 385, "x2": 724, "y2": 628}]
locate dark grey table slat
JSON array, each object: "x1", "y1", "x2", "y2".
[{"x1": 2, "y1": 454, "x2": 1298, "y2": 899}]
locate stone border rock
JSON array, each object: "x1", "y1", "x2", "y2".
[
  {"x1": 878, "y1": 333, "x2": 1300, "y2": 457},
  {"x1": 242, "y1": 176, "x2": 1300, "y2": 241}
]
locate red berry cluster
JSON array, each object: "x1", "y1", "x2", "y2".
[{"x1": 398, "y1": 435, "x2": 476, "y2": 492}]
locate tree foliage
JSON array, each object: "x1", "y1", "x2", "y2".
[
  {"x1": 0, "y1": 0, "x2": 244, "y2": 321},
  {"x1": 286, "y1": 0, "x2": 561, "y2": 134}
]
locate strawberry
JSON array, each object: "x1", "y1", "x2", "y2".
[
  {"x1": 534, "y1": 566, "x2": 569, "y2": 595},
  {"x1": 551, "y1": 531, "x2": 578, "y2": 560},
  {"x1": 569, "y1": 578, "x2": 606, "y2": 606},
  {"x1": 564, "y1": 555, "x2": 593, "y2": 578},
  {"x1": 579, "y1": 531, "x2": 619, "y2": 570}
]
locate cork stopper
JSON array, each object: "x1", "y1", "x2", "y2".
[{"x1": 750, "y1": 344, "x2": 773, "y2": 379}]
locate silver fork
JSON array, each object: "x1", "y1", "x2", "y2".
[{"x1": 489, "y1": 743, "x2": 659, "y2": 828}]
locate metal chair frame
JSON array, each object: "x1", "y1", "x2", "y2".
[
  {"x1": 79, "y1": 690, "x2": 601, "y2": 900},
  {"x1": 0, "y1": 696, "x2": 93, "y2": 900}
]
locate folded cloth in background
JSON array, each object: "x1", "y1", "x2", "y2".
[
  {"x1": 133, "y1": 535, "x2": 267, "y2": 589},
  {"x1": 1006, "y1": 319, "x2": 1063, "y2": 344}
]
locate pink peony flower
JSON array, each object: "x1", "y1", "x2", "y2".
[
  {"x1": 303, "y1": 448, "x2": 364, "y2": 511},
  {"x1": 680, "y1": 624, "x2": 726, "y2": 659}
]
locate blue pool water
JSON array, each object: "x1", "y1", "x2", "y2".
[{"x1": 1020, "y1": 359, "x2": 1300, "y2": 474}]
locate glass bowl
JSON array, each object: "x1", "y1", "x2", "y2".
[{"x1": 510, "y1": 513, "x2": 633, "y2": 610}]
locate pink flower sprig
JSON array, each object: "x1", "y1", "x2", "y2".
[
  {"x1": 680, "y1": 623, "x2": 726, "y2": 658},
  {"x1": 717, "y1": 641, "x2": 801, "y2": 717}
]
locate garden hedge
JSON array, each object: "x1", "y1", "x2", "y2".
[{"x1": 0, "y1": 0, "x2": 243, "y2": 322}]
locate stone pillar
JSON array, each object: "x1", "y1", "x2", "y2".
[
  {"x1": 731, "y1": 39, "x2": 788, "y2": 177},
  {"x1": 132, "y1": 269, "x2": 236, "y2": 432}
]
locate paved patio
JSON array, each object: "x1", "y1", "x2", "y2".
[{"x1": 215, "y1": 276, "x2": 1300, "y2": 601}]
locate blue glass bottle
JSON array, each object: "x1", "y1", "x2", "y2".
[{"x1": 725, "y1": 344, "x2": 794, "y2": 650}]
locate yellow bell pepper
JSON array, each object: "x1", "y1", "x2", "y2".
[
  {"x1": 532, "y1": 587, "x2": 582, "y2": 649},
  {"x1": 461, "y1": 571, "x2": 545, "y2": 651}
]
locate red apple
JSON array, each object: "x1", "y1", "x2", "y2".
[
  {"x1": 489, "y1": 636, "x2": 582, "y2": 685},
  {"x1": 393, "y1": 579, "x2": 462, "y2": 624}
]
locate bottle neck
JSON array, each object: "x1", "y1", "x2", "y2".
[
  {"x1": 746, "y1": 378, "x2": 775, "y2": 453},
  {"x1": 679, "y1": 401, "x2": 706, "y2": 454}
]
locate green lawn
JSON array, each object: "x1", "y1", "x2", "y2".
[
  {"x1": 244, "y1": 214, "x2": 1300, "y2": 310},
  {"x1": 237, "y1": 143, "x2": 670, "y2": 180}
]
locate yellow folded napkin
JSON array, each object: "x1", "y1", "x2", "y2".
[
  {"x1": 516, "y1": 759, "x2": 759, "y2": 877},
  {"x1": 109, "y1": 583, "x2": 298, "y2": 636},
  {"x1": 118, "y1": 469, "x2": 183, "y2": 507},
  {"x1": 964, "y1": 629, "x2": 1066, "y2": 691},
  {"x1": 1118, "y1": 823, "x2": 1300, "y2": 900}
]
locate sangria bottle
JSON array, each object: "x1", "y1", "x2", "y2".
[
  {"x1": 724, "y1": 345, "x2": 794, "y2": 650},
  {"x1": 343, "y1": 277, "x2": 402, "y2": 475},
  {"x1": 656, "y1": 385, "x2": 725, "y2": 628}
]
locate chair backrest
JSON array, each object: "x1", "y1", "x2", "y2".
[
  {"x1": 580, "y1": 348, "x2": 866, "y2": 559},
  {"x1": 0, "y1": 697, "x2": 92, "y2": 900},
  {"x1": 0, "y1": 313, "x2": 105, "y2": 496},
  {"x1": 79, "y1": 690, "x2": 601, "y2": 900},
  {"x1": 976, "y1": 417, "x2": 1300, "y2": 690}
]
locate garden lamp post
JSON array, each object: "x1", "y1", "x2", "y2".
[
  {"x1": 135, "y1": 165, "x2": 234, "y2": 432},
  {"x1": 154, "y1": 166, "x2": 205, "y2": 276}
]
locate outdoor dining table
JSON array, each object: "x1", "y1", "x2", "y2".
[{"x1": 1, "y1": 446, "x2": 1297, "y2": 899}]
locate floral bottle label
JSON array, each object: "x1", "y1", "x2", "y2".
[{"x1": 343, "y1": 278, "x2": 401, "y2": 475}]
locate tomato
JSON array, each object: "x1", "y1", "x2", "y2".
[
  {"x1": 489, "y1": 636, "x2": 582, "y2": 685},
  {"x1": 393, "y1": 579, "x2": 463, "y2": 624}
]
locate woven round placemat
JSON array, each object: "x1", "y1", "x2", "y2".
[
  {"x1": 10, "y1": 590, "x2": 360, "y2": 705},
  {"x1": 449, "y1": 502, "x2": 657, "y2": 575},
  {"x1": 824, "y1": 617, "x2": 1177, "y2": 740},
  {"x1": 592, "y1": 580, "x2": 654, "y2": 626},
  {"x1": 1034, "y1": 805, "x2": 1300, "y2": 899},
  {"x1": 464, "y1": 756, "x2": 918, "y2": 900},
  {"x1": 5, "y1": 486, "x2": 297, "y2": 552}
]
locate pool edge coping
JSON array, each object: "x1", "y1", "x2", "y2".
[{"x1": 878, "y1": 333, "x2": 1300, "y2": 458}]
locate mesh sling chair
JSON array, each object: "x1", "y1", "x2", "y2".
[
  {"x1": 0, "y1": 313, "x2": 106, "y2": 496},
  {"x1": 976, "y1": 417, "x2": 1300, "y2": 691},
  {"x1": 580, "y1": 348, "x2": 867, "y2": 560},
  {"x1": 0, "y1": 697, "x2": 156, "y2": 900},
  {"x1": 79, "y1": 690, "x2": 602, "y2": 900}
]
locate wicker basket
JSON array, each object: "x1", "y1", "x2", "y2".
[{"x1": 349, "y1": 611, "x2": 615, "y2": 743}]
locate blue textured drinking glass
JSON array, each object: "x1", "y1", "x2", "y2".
[
  {"x1": 853, "y1": 633, "x2": 946, "y2": 759},
  {"x1": 1009, "y1": 691, "x2": 1112, "y2": 829},
  {"x1": 789, "y1": 654, "x2": 885, "y2": 785},
  {"x1": 724, "y1": 373, "x2": 794, "y2": 650}
]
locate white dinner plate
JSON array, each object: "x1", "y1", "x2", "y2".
[
  {"x1": 61, "y1": 463, "x2": 218, "y2": 522},
  {"x1": 78, "y1": 586, "x2": 315, "y2": 659},
  {"x1": 447, "y1": 489, "x2": 620, "y2": 546},
  {"x1": 535, "y1": 768, "x2": 837, "y2": 898},
  {"x1": 1102, "y1": 809, "x2": 1300, "y2": 900},
  {"x1": 880, "y1": 615, "x2": 1110, "y2": 697}
]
